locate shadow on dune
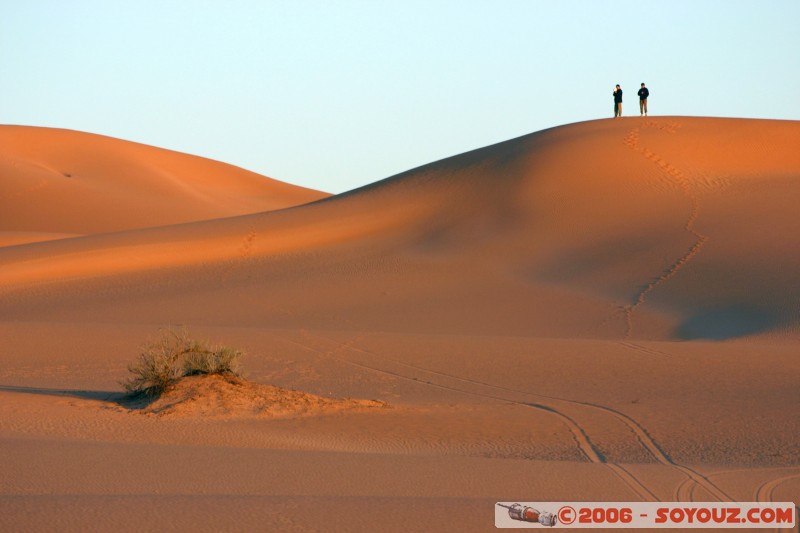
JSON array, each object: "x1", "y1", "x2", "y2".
[
  {"x1": 675, "y1": 306, "x2": 781, "y2": 340},
  {"x1": 0, "y1": 384, "x2": 124, "y2": 403},
  {"x1": 0, "y1": 384, "x2": 190, "y2": 412}
]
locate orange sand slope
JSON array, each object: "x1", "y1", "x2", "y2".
[
  {"x1": 0, "y1": 126, "x2": 329, "y2": 243},
  {"x1": 2, "y1": 117, "x2": 799, "y2": 340},
  {"x1": 1, "y1": 117, "x2": 800, "y2": 532}
]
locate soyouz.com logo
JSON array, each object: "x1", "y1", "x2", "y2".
[{"x1": 494, "y1": 502, "x2": 797, "y2": 528}]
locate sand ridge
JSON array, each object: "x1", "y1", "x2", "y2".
[{"x1": 0, "y1": 125, "x2": 329, "y2": 241}]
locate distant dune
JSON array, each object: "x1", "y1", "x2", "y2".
[{"x1": 0, "y1": 126, "x2": 329, "y2": 243}]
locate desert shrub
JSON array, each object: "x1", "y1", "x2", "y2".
[
  {"x1": 183, "y1": 344, "x2": 243, "y2": 376},
  {"x1": 121, "y1": 327, "x2": 243, "y2": 397}
]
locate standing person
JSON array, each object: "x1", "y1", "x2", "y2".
[
  {"x1": 613, "y1": 85, "x2": 623, "y2": 117},
  {"x1": 638, "y1": 83, "x2": 649, "y2": 116}
]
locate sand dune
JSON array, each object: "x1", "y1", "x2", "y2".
[
  {"x1": 2, "y1": 117, "x2": 799, "y2": 340},
  {"x1": 1, "y1": 117, "x2": 799, "y2": 532},
  {"x1": 0, "y1": 126, "x2": 328, "y2": 241}
]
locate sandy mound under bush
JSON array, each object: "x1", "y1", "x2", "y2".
[{"x1": 126, "y1": 374, "x2": 387, "y2": 418}]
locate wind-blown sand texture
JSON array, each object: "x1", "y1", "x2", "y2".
[{"x1": 1, "y1": 118, "x2": 798, "y2": 532}]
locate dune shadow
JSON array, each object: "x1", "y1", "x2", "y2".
[
  {"x1": 0, "y1": 384, "x2": 126, "y2": 404},
  {"x1": 0, "y1": 384, "x2": 169, "y2": 411},
  {"x1": 674, "y1": 306, "x2": 780, "y2": 340}
]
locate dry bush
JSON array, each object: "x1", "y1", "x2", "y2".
[
  {"x1": 121, "y1": 327, "x2": 243, "y2": 397},
  {"x1": 183, "y1": 344, "x2": 243, "y2": 376}
]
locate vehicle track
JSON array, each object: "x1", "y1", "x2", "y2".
[
  {"x1": 294, "y1": 333, "x2": 736, "y2": 502},
  {"x1": 672, "y1": 467, "x2": 748, "y2": 502},
  {"x1": 563, "y1": 395, "x2": 732, "y2": 502},
  {"x1": 282, "y1": 333, "x2": 660, "y2": 501},
  {"x1": 754, "y1": 471, "x2": 800, "y2": 503},
  {"x1": 282, "y1": 334, "x2": 603, "y2": 461},
  {"x1": 675, "y1": 476, "x2": 697, "y2": 502},
  {"x1": 754, "y1": 471, "x2": 800, "y2": 533}
]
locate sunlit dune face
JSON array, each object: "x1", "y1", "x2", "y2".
[{"x1": 0, "y1": 126, "x2": 329, "y2": 241}]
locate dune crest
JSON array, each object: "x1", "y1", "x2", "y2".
[{"x1": 0, "y1": 125, "x2": 329, "y2": 241}]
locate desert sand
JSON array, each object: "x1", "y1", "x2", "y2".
[
  {"x1": 0, "y1": 126, "x2": 329, "y2": 244},
  {"x1": 1, "y1": 118, "x2": 798, "y2": 532}
]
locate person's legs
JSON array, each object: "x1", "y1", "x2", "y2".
[
  {"x1": 643, "y1": 98, "x2": 648, "y2": 115},
  {"x1": 639, "y1": 99, "x2": 644, "y2": 115}
]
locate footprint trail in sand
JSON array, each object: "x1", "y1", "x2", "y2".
[{"x1": 622, "y1": 121, "x2": 709, "y2": 338}]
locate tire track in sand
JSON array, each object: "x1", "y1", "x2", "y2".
[
  {"x1": 674, "y1": 476, "x2": 697, "y2": 502},
  {"x1": 754, "y1": 471, "x2": 800, "y2": 533},
  {"x1": 299, "y1": 333, "x2": 736, "y2": 502},
  {"x1": 673, "y1": 467, "x2": 751, "y2": 502},
  {"x1": 621, "y1": 121, "x2": 709, "y2": 339},
  {"x1": 562, "y1": 396, "x2": 732, "y2": 502},
  {"x1": 754, "y1": 471, "x2": 800, "y2": 502},
  {"x1": 283, "y1": 333, "x2": 659, "y2": 501},
  {"x1": 282, "y1": 335, "x2": 604, "y2": 462}
]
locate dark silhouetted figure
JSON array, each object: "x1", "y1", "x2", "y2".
[
  {"x1": 638, "y1": 83, "x2": 649, "y2": 116},
  {"x1": 613, "y1": 85, "x2": 623, "y2": 117}
]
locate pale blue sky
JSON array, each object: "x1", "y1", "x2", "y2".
[{"x1": 2, "y1": 1, "x2": 799, "y2": 193}]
